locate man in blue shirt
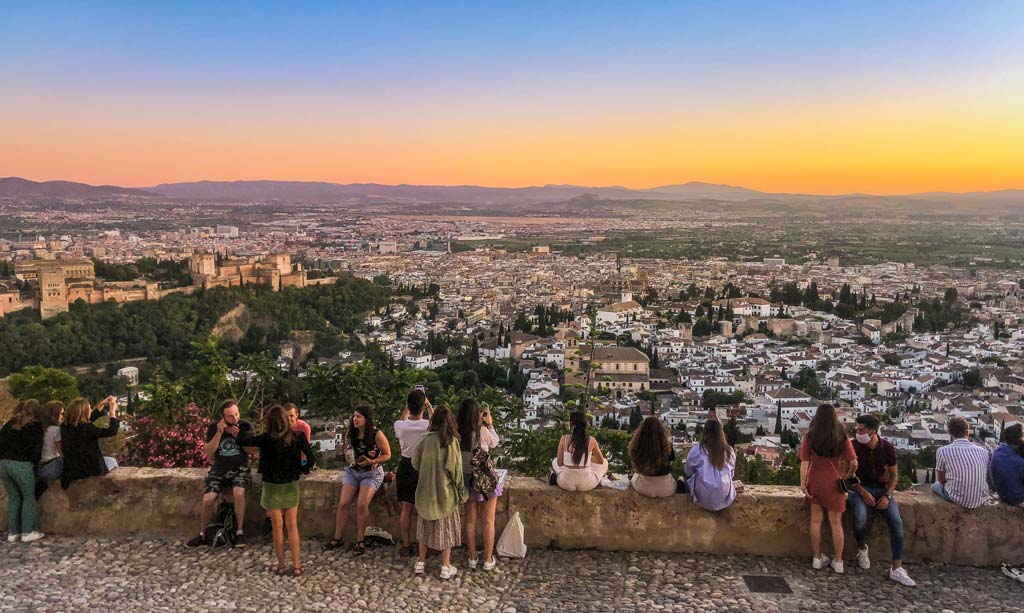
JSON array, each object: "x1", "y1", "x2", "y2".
[{"x1": 991, "y1": 424, "x2": 1024, "y2": 507}]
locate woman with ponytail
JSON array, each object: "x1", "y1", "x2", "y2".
[{"x1": 551, "y1": 411, "x2": 608, "y2": 492}]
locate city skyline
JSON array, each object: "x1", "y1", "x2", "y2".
[{"x1": 2, "y1": 1, "x2": 1023, "y2": 194}]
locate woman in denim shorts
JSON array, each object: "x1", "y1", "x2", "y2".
[{"x1": 324, "y1": 405, "x2": 391, "y2": 555}]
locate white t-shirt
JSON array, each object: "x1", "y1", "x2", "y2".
[
  {"x1": 41, "y1": 425, "x2": 61, "y2": 463},
  {"x1": 394, "y1": 419, "x2": 430, "y2": 459}
]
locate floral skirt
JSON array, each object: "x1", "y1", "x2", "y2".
[{"x1": 417, "y1": 507, "x2": 462, "y2": 550}]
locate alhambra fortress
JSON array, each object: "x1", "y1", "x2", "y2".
[{"x1": 0, "y1": 253, "x2": 320, "y2": 319}]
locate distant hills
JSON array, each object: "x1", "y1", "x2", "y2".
[
  {"x1": 143, "y1": 179, "x2": 783, "y2": 203},
  {"x1": 3, "y1": 176, "x2": 1023, "y2": 212},
  {"x1": 0, "y1": 177, "x2": 154, "y2": 198}
]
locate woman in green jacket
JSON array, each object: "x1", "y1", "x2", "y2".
[{"x1": 412, "y1": 404, "x2": 468, "y2": 580}]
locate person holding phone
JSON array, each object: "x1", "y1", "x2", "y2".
[
  {"x1": 324, "y1": 405, "x2": 391, "y2": 555},
  {"x1": 457, "y1": 398, "x2": 501, "y2": 571},
  {"x1": 59, "y1": 396, "x2": 120, "y2": 490},
  {"x1": 394, "y1": 389, "x2": 433, "y2": 556},
  {"x1": 187, "y1": 400, "x2": 255, "y2": 548}
]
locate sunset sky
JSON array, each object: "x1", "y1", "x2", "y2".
[{"x1": 2, "y1": 1, "x2": 1022, "y2": 194}]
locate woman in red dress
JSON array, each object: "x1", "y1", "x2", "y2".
[{"x1": 799, "y1": 404, "x2": 858, "y2": 574}]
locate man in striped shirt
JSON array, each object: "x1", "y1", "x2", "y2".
[{"x1": 932, "y1": 417, "x2": 990, "y2": 509}]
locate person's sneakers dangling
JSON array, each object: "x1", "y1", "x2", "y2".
[
  {"x1": 234, "y1": 531, "x2": 245, "y2": 547},
  {"x1": 7, "y1": 533, "x2": 21, "y2": 543},
  {"x1": 186, "y1": 533, "x2": 208, "y2": 548},
  {"x1": 830, "y1": 559, "x2": 845, "y2": 574},
  {"x1": 414, "y1": 560, "x2": 425, "y2": 575},
  {"x1": 812, "y1": 554, "x2": 831, "y2": 570}
]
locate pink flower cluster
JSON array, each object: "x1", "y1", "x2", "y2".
[{"x1": 120, "y1": 402, "x2": 212, "y2": 468}]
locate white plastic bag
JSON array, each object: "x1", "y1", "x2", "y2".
[{"x1": 496, "y1": 511, "x2": 527, "y2": 558}]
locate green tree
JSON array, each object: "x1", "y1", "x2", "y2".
[{"x1": 9, "y1": 366, "x2": 80, "y2": 402}]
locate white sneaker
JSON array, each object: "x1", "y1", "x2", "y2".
[
  {"x1": 483, "y1": 559, "x2": 496, "y2": 572},
  {"x1": 440, "y1": 565, "x2": 458, "y2": 580},
  {"x1": 830, "y1": 560, "x2": 844, "y2": 574},
  {"x1": 20, "y1": 532, "x2": 44, "y2": 543},
  {"x1": 812, "y1": 555, "x2": 831, "y2": 570},
  {"x1": 6, "y1": 534, "x2": 20, "y2": 543},
  {"x1": 413, "y1": 561, "x2": 425, "y2": 575},
  {"x1": 857, "y1": 546, "x2": 870, "y2": 570},
  {"x1": 468, "y1": 558, "x2": 478, "y2": 570},
  {"x1": 889, "y1": 566, "x2": 916, "y2": 587}
]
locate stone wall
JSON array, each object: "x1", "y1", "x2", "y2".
[{"x1": 2, "y1": 467, "x2": 1021, "y2": 567}]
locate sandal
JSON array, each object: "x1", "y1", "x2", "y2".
[
  {"x1": 292, "y1": 566, "x2": 304, "y2": 577},
  {"x1": 322, "y1": 538, "x2": 344, "y2": 551},
  {"x1": 273, "y1": 564, "x2": 288, "y2": 576},
  {"x1": 352, "y1": 541, "x2": 366, "y2": 556}
]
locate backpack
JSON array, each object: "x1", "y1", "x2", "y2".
[
  {"x1": 471, "y1": 447, "x2": 499, "y2": 498},
  {"x1": 203, "y1": 500, "x2": 237, "y2": 549}
]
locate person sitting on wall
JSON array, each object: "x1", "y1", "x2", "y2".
[
  {"x1": 187, "y1": 400, "x2": 254, "y2": 548},
  {"x1": 990, "y1": 424, "x2": 1024, "y2": 507},
  {"x1": 932, "y1": 416, "x2": 990, "y2": 509},
  {"x1": 847, "y1": 414, "x2": 916, "y2": 587},
  {"x1": 684, "y1": 417, "x2": 736, "y2": 511},
  {"x1": 60, "y1": 396, "x2": 120, "y2": 490},
  {"x1": 551, "y1": 411, "x2": 608, "y2": 492},
  {"x1": 629, "y1": 416, "x2": 677, "y2": 498}
]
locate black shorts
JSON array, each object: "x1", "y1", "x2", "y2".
[
  {"x1": 396, "y1": 456, "x2": 419, "y2": 504},
  {"x1": 204, "y1": 466, "x2": 252, "y2": 494}
]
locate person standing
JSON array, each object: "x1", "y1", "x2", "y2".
[
  {"x1": 242, "y1": 404, "x2": 316, "y2": 576},
  {"x1": 60, "y1": 397, "x2": 120, "y2": 490},
  {"x1": 413, "y1": 405, "x2": 468, "y2": 580},
  {"x1": 799, "y1": 404, "x2": 858, "y2": 574},
  {"x1": 324, "y1": 405, "x2": 392, "y2": 555},
  {"x1": 457, "y1": 398, "x2": 501, "y2": 571},
  {"x1": 932, "y1": 416, "x2": 990, "y2": 509},
  {"x1": 1, "y1": 401, "x2": 44, "y2": 543},
  {"x1": 394, "y1": 389, "x2": 433, "y2": 556},
  {"x1": 848, "y1": 414, "x2": 915, "y2": 586},
  {"x1": 187, "y1": 400, "x2": 255, "y2": 547}
]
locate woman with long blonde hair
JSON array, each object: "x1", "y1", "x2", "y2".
[{"x1": 60, "y1": 396, "x2": 120, "y2": 490}]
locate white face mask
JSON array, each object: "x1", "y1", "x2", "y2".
[{"x1": 855, "y1": 433, "x2": 872, "y2": 444}]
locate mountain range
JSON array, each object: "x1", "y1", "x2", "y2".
[{"x1": 2, "y1": 176, "x2": 1023, "y2": 211}]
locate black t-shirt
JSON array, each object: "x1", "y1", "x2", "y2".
[
  {"x1": 205, "y1": 421, "x2": 254, "y2": 473},
  {"x1": 853, "y1": 436, "x2": 898, "y2": 488}
]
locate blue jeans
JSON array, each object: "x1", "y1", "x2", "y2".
[
  {"x1": 37, "y1": 458, "x2": 63, "y2": 483},
  {"x1": 931, "y1": 481, "x2": 953, "y2": 502},
  {"x1": 848, "y1": 484, "x2": 904, "y2": 561}
]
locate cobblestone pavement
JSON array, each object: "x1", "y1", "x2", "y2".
[{"x1": 0, "y1": 536, "x2": 1020, "y2": 612}]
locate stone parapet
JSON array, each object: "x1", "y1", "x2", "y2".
[{"x1": 2, "y1": 467, "x2": 1020, "y2": 566}]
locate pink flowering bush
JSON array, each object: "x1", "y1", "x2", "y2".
[{"x1": 120, "y1": 402, "x2": 211, "y2": 468}]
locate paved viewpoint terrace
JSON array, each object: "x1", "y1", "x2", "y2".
[
  {"x1": 2, "y1": 468, "x2": 1023, "y2": 611},
  {"x1": 0, "y1": 537, "x2": 1019, "y2": 612}
]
